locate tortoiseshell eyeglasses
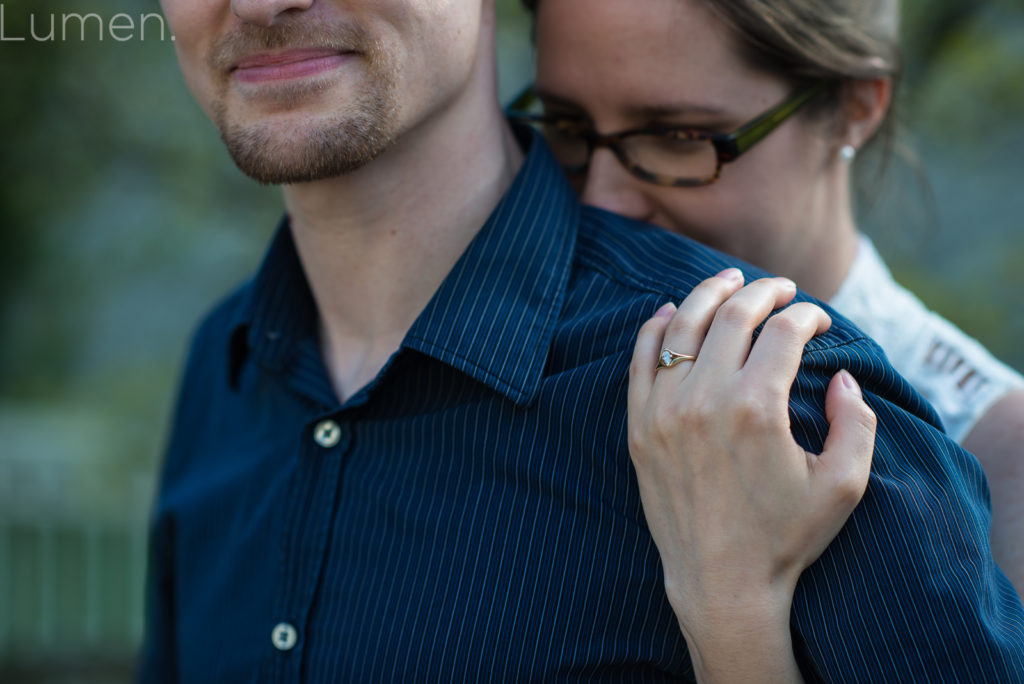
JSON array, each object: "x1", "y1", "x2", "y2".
[{"x1": 506, "y1": 80, "x2": 833, "y2": 187}]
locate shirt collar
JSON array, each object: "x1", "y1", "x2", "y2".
[
  {"x1": 227, "y1": 218, "x2": 318, "y2": 381},
  {"x1": 228, "y1": 125, "x2": 580, "y2": 406},
  {"x1": 402, "y1": 126, "x2": 579, "y2": 405}
]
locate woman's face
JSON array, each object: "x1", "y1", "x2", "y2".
[{"x1": 533, "y1": 0, "x2": 850, "y2": 285}]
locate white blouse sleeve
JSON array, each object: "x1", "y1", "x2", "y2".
[{"x1": 829, "y1": 235, "x2": 1024, "y2": 443}]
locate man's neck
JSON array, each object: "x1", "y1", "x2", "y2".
[{"x1": 281, "y1": 90, "x2": 524, "y2": 402}]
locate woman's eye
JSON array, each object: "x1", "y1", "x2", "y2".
[{"x1": 655, "y1": 135, "x2": 707, "y2": 155}]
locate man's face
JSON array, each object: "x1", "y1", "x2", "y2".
[{"x1": 161, "y1": 0, "x2": 484, "y2": 184}]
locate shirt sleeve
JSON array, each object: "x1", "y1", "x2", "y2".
[
  {"x1": 788, "y1": 336, "x2": 1024, "y2": 682},
  {"x1": 137, "y1": 503, "x2": 178, "y2": 684},
  {"x1": 136, "y1": 307, "x2": 232, "y2": 684}
]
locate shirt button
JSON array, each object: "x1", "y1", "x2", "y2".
[
  {"x1": 271, "y1": 622, "x2": 298, "y2": 651},
  {"x1": 313, "y1": 419, "x2": 342, "y2": 448}
]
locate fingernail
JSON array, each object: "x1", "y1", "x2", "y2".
[
  {"x1": 840, "y1": 370, "x2": 862, "y2": 398},
  {"x1": 716, "y1": 268, "x2": 743, "y2": 283},
  {"x1": 654, "y1": 302, "x2": 677, "y2": 319}
]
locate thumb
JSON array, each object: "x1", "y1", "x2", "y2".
[{"x1": 816, "y1": 370, "x2": 877, "y2": 506}]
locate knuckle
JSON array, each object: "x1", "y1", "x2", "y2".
[
  {"x1": 750, "y1": 276, "x2": 781, "y2": 289},
  {"x1": 670, "y1": 387, "x2": 722, "y2": 426},
  {"x1": 764, "y1": 310, "x2": 807, "y2": 341},
  {"x1": 662, "y1": 394, "x2": 709, "y2": 434},
  {"x1": 627, "y1": 425, "x2": 647, "y2": 462},
  {"x1": 858, "y1": 403, "x2": 878, "y2": 433},
  {"x1": 663, "y1": 314, "x2": 693, "y2": 340},
  {"x1": 695, "y1": 273, "x2": 735, "y2": 296},
  {"x1": 733, "y1": 393, "x2": 774, "y2": 428},
  {"x1": 789, "y1": 300, "x2": 825, "y2": 316},
  {"x1": 834, "y1": 471, "x2": 869, "y2": 508},
  {"x1": 627, "y1": 409, "x2": 663, "y2": 464},
  {"x1": 716, "y1": 296, "x2": 760, "y2": 327},
  {"x1": 795, "y1": 300, "x2": 829, "y2": 320},
  {"x1": 788, "y1": 302, "x2": 829, "y2": 327},
  {"x1": 645, "y1": 413, "x2": 679, "y2": 451}
]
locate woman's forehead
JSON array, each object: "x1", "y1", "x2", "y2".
[{"x1": 533, "y1": 0, "x2": 783, "y2": 115}]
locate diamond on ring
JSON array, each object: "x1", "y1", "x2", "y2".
[{"x1": 656, "y1": 348, "x2": 698, "y2": 371}]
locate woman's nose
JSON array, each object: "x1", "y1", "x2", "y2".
[{"x1": 579, "y1": 149, "x2": 656, "y2": 224}]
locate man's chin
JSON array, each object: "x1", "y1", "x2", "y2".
[
  {"x1": 211, "y1": 73, "x2": 398, "y2": 185},
  {"x1": 218, "y1": 116, "x2": 395, "y2": 185},
  {"x1": 224, "y1": 142, "x2": 377, "y2": 185}
]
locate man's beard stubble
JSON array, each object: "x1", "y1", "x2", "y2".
[{"x1": 208, "y1": 21, "x2": 399, "y2": 185}]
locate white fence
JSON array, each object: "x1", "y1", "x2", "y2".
[
  {"x1": 0, "y1": 521, "x2": 147, "y2": 664},
  {"x1": 0, "y1": 403, "x2": 155, "y2": 675}
]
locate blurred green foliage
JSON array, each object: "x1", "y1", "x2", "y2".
[{"x1": 0, "y1": 0, "x2": 1021, "y2": 678}]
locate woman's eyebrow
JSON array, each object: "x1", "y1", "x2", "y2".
[
  {"x1": 533, "y1": 87, "x2": 728, "y2": 120},
  {"x1": 531, "y1": 86, "x2": 730, "y2": 128},
  {"x1": 626, "y1": 102, "x2": 728, "y2": 120}
]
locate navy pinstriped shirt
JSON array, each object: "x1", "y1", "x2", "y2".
[{"x1": 141, "y1": 127, "x2": 1024, "y2": 682}]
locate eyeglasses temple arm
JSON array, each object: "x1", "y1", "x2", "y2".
[{"x1": 713, "y1": 80, "x2": 832, "y2": 162}]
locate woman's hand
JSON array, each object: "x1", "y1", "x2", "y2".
[{"x1": 628, "y1": 268, "x2": 877, "y2": 683}]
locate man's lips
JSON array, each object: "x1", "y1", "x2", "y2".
[{"x1": 232, "y1": 48, "x2": 352, "y2": 83}]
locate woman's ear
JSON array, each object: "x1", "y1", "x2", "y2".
[{"x1": 841, "y1": 76, "x2": 892, "y2": 151}]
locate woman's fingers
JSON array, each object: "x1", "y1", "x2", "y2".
[
  {"x1": 742, "y1": 302, "x2": 833, "y2": 399},
  {"x1": 815, "y1": 371, "x2": 877, "y2": 508},
  {"x1": 633, "y1": 273, "x2": 833, "y2": 421},
  {"x1": 689, "y1": 277, "x2": 799, "y2": 375},
  {"x1": 634, "y1": 269, "x2": 745, "y2": 395},
  {"x1": 650, "y1": 269, "x2": 746, "y2": 381}
]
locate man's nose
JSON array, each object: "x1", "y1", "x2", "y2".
[
  {"x1": 579, "y1": 149, "x2": 656, "y2": 224},
  {"x1": 231, "y1": 0, "x2": 313, "y2": 27}
]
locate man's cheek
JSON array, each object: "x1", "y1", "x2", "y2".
[
  {"x1": 163, "y1": 1, "x2": 217, "y2": 52},
  {"x1": 168, "y1": 43, "x2": 218, "y2": 121}
]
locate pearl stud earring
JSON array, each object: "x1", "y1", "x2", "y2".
[{"x1": 839, "y1": 144, "x2": 857, "y2": 163}]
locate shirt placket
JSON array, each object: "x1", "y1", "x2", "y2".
[{"x1": 262, "y1": 411, "x2": 351, "y2": 682}]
